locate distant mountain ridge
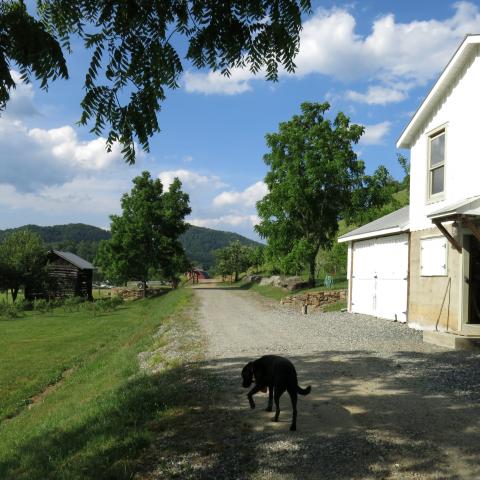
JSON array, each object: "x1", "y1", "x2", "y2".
[
  {"x1": 0, "y1": 223, "x2": 261, "y2": 269},
  {"x1": 180, "y1": 224, "x2": 261, "y2": 268}
]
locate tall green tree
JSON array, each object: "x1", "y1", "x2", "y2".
[
  {"x1": 347, "y1": 165, "x2": 400, "y2": 225},
  {"x1": 214, "y1": 240, "x2": 252, "y2": 282},
  {"x1": 255, "y1": 102, "x2": 366, "y2": 286},
  {"x1": 0, "y1": 229, "x2": 47, "y2": 301},
  {"x1": 249, "y1": 245, "x2": 265, "y2": 274},
  {"x1": 95, "y1": 171, "x2": 191, "y2": 289},
  {"x1": 1, "y1": 0, "x2": 311, "y2": 163}
]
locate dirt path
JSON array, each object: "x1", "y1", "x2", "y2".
[{"x1": 190, "y1": 286, "x2": 480, "y2": 480}]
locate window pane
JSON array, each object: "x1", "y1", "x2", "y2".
[
  {"x1": 430, "y1": 133, "x2": 445, "y2": 166},
  {"x1": 431, "y1": 166, "x2": 444, "y2": 195}
]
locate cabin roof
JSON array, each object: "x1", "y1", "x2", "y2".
[{"x1": 49, "y1": 250, "x2": 94, "y2": 270}]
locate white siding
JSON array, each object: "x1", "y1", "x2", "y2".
[
  {"x1": 409, "y1": 45, "x2": 480, "y2": 232},
  {"x1": 351, "y1": 234, "x2": 408, "y2": 322}
]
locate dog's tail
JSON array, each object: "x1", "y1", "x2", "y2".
[{"x1": 297, "y1": 384, "x2": 311, "y2": 396}]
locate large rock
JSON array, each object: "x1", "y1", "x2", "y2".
[
  {"x1": 259, "y1": 275, "x2": 282, "y2": 287},
  {"x1": 282, "y1": 276, "x2": 310, "y2": 291},
  {"x1": 245, "y1": 275, "x2": 262, "y2": 284}
]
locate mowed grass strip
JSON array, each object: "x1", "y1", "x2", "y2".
[{"x1": 0, "y1": 288, "x2": 194, "y2": 480}]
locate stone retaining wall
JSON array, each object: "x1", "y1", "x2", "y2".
[{"x1": 280, "y1": 289, "x2": 347, "y2": 311}]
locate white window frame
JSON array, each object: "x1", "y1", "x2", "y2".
[
  {"x1": 420, "y1": 236, "x2": 448, "y2": 277},
  {"x1": 427, "y1": 126, "x2": 446, "y2": 202}
]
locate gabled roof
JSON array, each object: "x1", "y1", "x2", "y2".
[
  {"x1": 397, "y1": 34, "x2": 480, "y2": 149},
  {"x1": 338, "y1": 206, "x2": 410, "y2": 243},
  {"x1": 49, "y1": 250, "x2": 94, "y2": 270},
  {"x1": 428, "y1": 195, "x2": 480, "y2": 221}
]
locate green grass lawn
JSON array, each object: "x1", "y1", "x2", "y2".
[{"x1": 0, "y1": 288, "x2": 194, "y2": 480}]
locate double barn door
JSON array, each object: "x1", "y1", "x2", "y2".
[{"x1": 351, "y1": 234, "x2": 408, "y2": 322}]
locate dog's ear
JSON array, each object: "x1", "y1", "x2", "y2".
[{"x1": 247, "y1": 361, "x2": 254, "y2": 372}]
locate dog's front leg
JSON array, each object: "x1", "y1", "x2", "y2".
[
  {"x1": 247, "y1": 385, "x2": 262, "y2": 409},
  {"x1": 266, "y1": 386, "x2": 273, "y2": 412}
]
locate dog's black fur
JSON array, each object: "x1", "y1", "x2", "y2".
[{"x1": 241, "y1": 355, "x2": 311, "y2": 431}]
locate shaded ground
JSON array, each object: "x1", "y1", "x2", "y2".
[{"x1": 139, "y1": 286, "x2": 480, "y2": 480}]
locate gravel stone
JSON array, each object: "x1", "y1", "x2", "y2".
[{"x1": 191, "y1": 287, "x2": 480, "y2": 480}]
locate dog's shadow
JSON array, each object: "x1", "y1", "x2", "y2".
[{"x1": 238, "y1": 386, "x2": 358, "y2": 435}]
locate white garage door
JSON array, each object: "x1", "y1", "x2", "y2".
[{"x1": 351, "y1": 234, "x2": 408, "y2": 322}]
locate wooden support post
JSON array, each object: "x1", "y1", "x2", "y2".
[{"x1": 433, "y1": 220, "x2": 462, "y2": 253}]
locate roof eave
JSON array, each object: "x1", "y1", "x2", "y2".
[
  {"x1": 338, "y1": 225, "x2": 409, "y2": 243},
  {"x1": 397, "y1": 35, "x2": 480, "y2": 149}
]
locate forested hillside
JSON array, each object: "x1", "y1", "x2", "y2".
[
  {"x1": 179, "y1": 225, "x2": 261, "y2": 268},
  {"x1": 0, "y1": 223, "x2": 261, "y2": 269}
]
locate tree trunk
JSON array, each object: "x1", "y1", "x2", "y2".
[
  {"x1": 11, "y1": 287, "x2": 19, "y2": 303},
  {"x1": 308, "y1": 260, "x2": 315, "y2": 287},
  {"x1": 142, "y1": 280, "x2": 147, "y2": 298},
  {"x1": 234, "y1": 271, "x2": 239, "y2": 282}
]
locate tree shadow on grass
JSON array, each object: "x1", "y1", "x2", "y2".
[{"x1": 2, "y1": 349, "x2": 480, "y2": 479}]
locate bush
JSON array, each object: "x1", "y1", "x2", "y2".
[
  {"x1": 63, "y1": 296, "x2": 85, "y2": 313},
  {"x1": 109, "y1": 295, "x2": 124, "y2": 308},
  {"x1": 93, "y1": 296, "x2": 124, "y2": 313},
  {"x1": 17, "y1": 299, "x2": 34, "y2": 311},
  {"x1": 33, "y1": 299, "x2": 53, "y2": 314},
  {"x1": 0, "y1": 302, "x2": 24, "y2": 319}
]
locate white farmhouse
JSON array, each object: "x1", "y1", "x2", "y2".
[{"x1": 339, "y1": 34, "x2": 480, "y2": 348}]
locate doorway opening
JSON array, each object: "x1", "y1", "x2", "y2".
[{"x1": 467, "y1": 235, "x2": 480, "y2": 324}]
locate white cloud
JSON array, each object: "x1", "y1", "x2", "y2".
[
  {"x1": 346, "y1": 85, "x2": 408, "y2": 105},
  {"x1": 158, "y1": 169, "x2": 227, "y2": 190},
  {"x1": 0, "y1": 175, "x2": 128, "y2": 217},
  {"x1": 190, "y1": 214, "x2": 260, "y2": 229},
  {"x1": 184, "y1": 68, "x2": 255, "y2": 95},
  {"x1": 28, "y1": 125, "x2": 123, "y2": 170},
  {"x1": 0, "y1": 117, "x2": 123, "y2": 191},
  {"x1": 4, "y1": 70, "x2": 38, "y2": 118},
  {"x1": 183, "y1": 3, "x2": 480, "y2": 97},
  {"x1": 360, "y1": 121, "x2": 391, "y2": 145},
  {"x1": 213, "y1": 181, "x2": 268, "y2": 207}
]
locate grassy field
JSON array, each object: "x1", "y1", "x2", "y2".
[{"x1": 0, "y1": 288, "x2": 196, "y2": 480}]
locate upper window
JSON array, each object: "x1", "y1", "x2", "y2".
[{"x1": 428, "y1": 130, "x2": 445, "y2": 198}]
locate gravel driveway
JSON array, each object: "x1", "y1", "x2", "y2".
[{"x1": 191, "y1": 286, "x2": 480, "y2": 480}]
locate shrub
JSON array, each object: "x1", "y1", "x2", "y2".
[
  {"x1": 63, "y1": 296, "x2": 85, "y2": 313},
  {"x1": 33, "y1": 299, "x2": 53, "y2": 314},
  {"x1": 0, "y1": 302, "x2": 24, "y2": 319},
  {"x1": 90, "y1": 295, "x2": 124, "y2": 315},
  {"x1": 109, "y1": 295, "x2": 124, "y2": 308},
  {"x1": 49, "y1": 298, "x2": 65, "y2": 308},
  {"x1": 17, "y1": 299, "x2": 34, "y2": 311}
]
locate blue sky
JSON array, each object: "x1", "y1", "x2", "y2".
[{"x1": 2, "y1": 1, "x2": 480, "y2": 239}]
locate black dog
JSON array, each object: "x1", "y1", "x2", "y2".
[{"x1": 241, "y1": 355, "x2": 311, "y2": 431}]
